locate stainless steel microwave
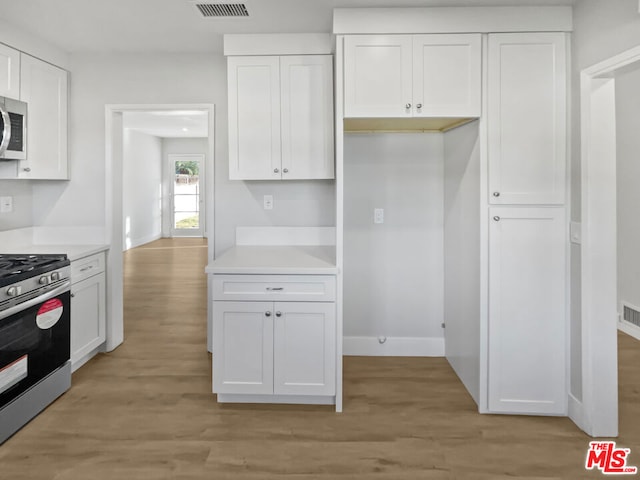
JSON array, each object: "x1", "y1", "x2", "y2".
[{"x1": 0, "y1": 96, "x2": 27, "y2": 161}]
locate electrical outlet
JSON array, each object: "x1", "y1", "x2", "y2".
[
  {"x1": 374, "y1": 208, "x2": 384, "y2": 224},
  {"x1": 263, "y1": 195, "x2": 273, "y2": 210},
  {"x1": 0, "y1": 196, "x2": 13, "y2": 213}
]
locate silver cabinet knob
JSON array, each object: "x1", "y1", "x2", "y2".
[
  {"x1": 273, "y1": 168, "x2": 279, "y2": 174},
  {"x1": 283, "y1": 168, "x2": 288, "y2": 174},
  {"x1": 71, "y1": 293, "x2": 75, "y2": 298},
  {"x1": 265, "y1": 311, "x2": 271, "y2": 317},
  {"x1": 493, "y1": 192, "x2": 500, "y2": 197},
  {"x1": 275, "y1": 311, "x2": 282, "y2": 317},
  {"x1": 23, "y1": 167, "x2": 31, "y2": 172},
  {"x1": 416, "y1": 103, "x2": 423, "y2": 109},
  {"x1": 405, "y1": 103, "x2": 411, "y2": 109},
  {"x1": 493, "y1": 216, "x2": 500, "y2": 222}
]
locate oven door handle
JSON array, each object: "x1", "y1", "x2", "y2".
[
  {"x1": 0, "y1": 104, "x2": 11, "y2": 157},
  {"x1": 0, "y1": 281, "x2": 71, "y2": 321}
]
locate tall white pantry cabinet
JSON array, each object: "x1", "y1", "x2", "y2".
[{"x1": 336, "y1": 17, "x2": 569, "y2": 415}]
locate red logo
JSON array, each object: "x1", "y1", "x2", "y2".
[{"x1": 585, "y1": 441, "x2": 637, "y2": 475}]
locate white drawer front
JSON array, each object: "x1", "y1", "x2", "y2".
[
  {"x1": 213, "y1": 275, "x2": 336, "y2": 302},
  {"x1": 71, "y1": 252, "x2": 106, "y2": 284}
]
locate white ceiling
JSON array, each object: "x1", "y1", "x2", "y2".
[
  {"x1": 123, "y1": 110, "x2": 208, "y2": 138},
  {"x1": 0, "y1": 0, "x2": 575, "y2": 54}
]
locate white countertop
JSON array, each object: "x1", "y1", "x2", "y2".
[
  {"x1": 206, "y1": 245, "x2": 338, "y2": 275},
  {"x1": 0, "y1": 243, "x2": 109, "y2": 261}
]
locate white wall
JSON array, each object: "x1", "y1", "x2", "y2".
[
  {"x1": 615, "y1": 65, "x2": 640, "y2": 315},
  {"x1": 571, "y1": 0, "x2": 640, "y2": 404},
  {"x1": 443, "y1": 121, "x2": 481, "y2": 404},
  {"x1": 122, "y1": 128, "x2": 162, "y2": 250},
  {"x1": 343, "y1": 132, "x2": 444, "y2": 355},
  {"x1": 29, "y1": 52, "x2": 335, "y2": 257},
  {"x1": 0, "y1": 180, "x2": 33, "y2": 231},
  {"x1": 162, "y1": 137, "x2": 208, "y2": 238}
]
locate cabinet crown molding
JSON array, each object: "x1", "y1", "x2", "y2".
[
  {"x1": 224, "y1": 33, "x2": 333, "y2": 56},
  {"x1": 333, "y1": 6, "x2": 573, "y2": 34}
]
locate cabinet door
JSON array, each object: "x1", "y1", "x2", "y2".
[
  {"x1": 273, "y1": 302, "x2": 335, "y2": 396},
  {"x1": 0, "y1": 44, "x2": 20, "y2": 99},
  {"x1": 228, "y1": 56, "x2": 281, "y2": 180},
  {"x1": 488, "y1": 207, "x2": 566, "y2": 414},
  {"x1": 488, "y1": 33, "x2": 566, "y2": 205},
  {"x1": 344, "y1": 35, "x2": 413, "y2": 118},
  {"x1": 71, "y1": 272, "x2": 106, "y2": 368},
  {"x1": 280, "y1": 55, "x2": 334, "y2": 180},
  {"x1": 213, "y1": 301, "x2": 274, "y2": 394},
  {"x1": 18, "y1": 54, "x2": 68, "y2": 179},
  {"x1": 412, "y1": 34, "x2": 481, "y2": 117}
]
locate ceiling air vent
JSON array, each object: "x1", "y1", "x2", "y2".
[{"x1": 195, "y1": 3, "x2": 249, "y2": 17}]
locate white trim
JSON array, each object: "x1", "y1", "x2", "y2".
[
  {"x1": 333, "y1": 7, "x2": 573, "y2": 35},
  {"x1": 343, "y1": 336, "x2": 445, "y2": 357},
  {"x1": 216, "y1": 394, "x2": 335, "y2": 405},
  {"x1": 568, "y1": 393, "x2": 586, "y2": 429},
  {"x1": 125, "y1": 232, "x2": 162, "y2": 251},
  {"x1": 235, "y1": 226, "x2": 336, "y2": 246},
  {"x1": 223, "y1": 34, "x2": 333, "y2": 56},
  {"x1": 575, "y1": 46, "x2": 640, "y2": 437},
  {"x1": 105, "y1": 103, "x2": 216, "y2": 354},
  {"x1": 618, "y1": 319, "x2": 640, "y2": 342}
]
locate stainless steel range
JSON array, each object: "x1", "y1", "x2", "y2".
[{"x1": 0, "y1": 254, "x2": 71, "y2": 444}]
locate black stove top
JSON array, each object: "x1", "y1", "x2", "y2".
[{"x1": 0, "y1": 254, "x2": 70, "y2": 288}]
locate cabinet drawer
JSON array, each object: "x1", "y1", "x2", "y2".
[
  {"x1": 213, "y1": 275, "x2": 336, "y2": 302},
  {"x1": 71, "y1": 252, "x2": 106, "y2": 283}
]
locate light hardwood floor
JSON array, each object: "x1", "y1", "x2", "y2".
[{"x1": 0, "y1": 237, "x2": 638, "y2": 479}]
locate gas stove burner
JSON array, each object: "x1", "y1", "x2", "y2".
[{"x1": 0, "y1": 254, "x2": 70, "y2": 288}]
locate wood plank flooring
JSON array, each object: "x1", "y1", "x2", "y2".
[{"x1": 0, "y1": 237, "x2": 638, "y2": 479}]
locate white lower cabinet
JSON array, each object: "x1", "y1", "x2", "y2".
[
  {"x1": 70, "y1": 252, "x2": 106, "y2": 371},
  {"x1": 212, "y1": 275, "x2": 336, "y2": 402},
  {"x1": 488, "y1": 207, "x2": 566, "y2": 414}
]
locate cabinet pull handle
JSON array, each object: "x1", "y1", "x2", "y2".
[
  {"x1": 405, "y1": 103, "x2": 411, "y2": 109},
  {"x1": 283, "y1": 168, "x2": 289, "y2": 174},
  {"x1": 265, "y1": 311, "x2": 272, "y2": 317},
  {"x1": 493, "y1": 192, "x2": 500, "y2": 197},
  {"x1": 275, "y1": 311, "x2": 282, "y2": 317},
  {"x1": 80, "y1": 265, "x2": 94, "y2": 272},
  {"x1": 493, "y1": 216, "x2": 500, "y2": 222},
  {"x1": 266, "y1": 287, "x2": 283, "y2": 291},
  {"x1": 23, "y1": 167, "x2": 31, "y2": 172},
  {"x1": 273, "y1": 168, "x2": 279, "y2": 173}
]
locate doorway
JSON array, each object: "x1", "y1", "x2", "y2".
[
  {"x1": 579, "y1": 45, "x2": 640, "y2": 437},
  {"x1": 104, "y1": 104, "x2": 215, "y2": 353},
  {"x1": 170, "y1": 154, "x2": 205, "y2": 237}
]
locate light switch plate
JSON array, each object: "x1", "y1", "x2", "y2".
[
  {"x1": 0, "y1": 196, "x2": 12, "y2": 213},
  {"x1": 263, "y1": 195, "x2": 273, "y2": 210},
  {"x1": 374, "y1": 208, "x2": 384, "y2": 224}
]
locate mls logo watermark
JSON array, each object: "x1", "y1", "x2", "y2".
[{"x1": 585, "y1": 441, "x2": 637, "y2": 475}]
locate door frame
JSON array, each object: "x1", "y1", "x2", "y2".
[
  {"x1": 578, "y1": 45, "x2": 640, "y2": 437},
  {"x1": 104, "y1": 104, "x2": 215, "y2": 352},
  {"x1": 169, "y1": 153, "x2": 206, "y2": 238}
]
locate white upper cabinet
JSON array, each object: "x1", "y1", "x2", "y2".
[
  {"x1": 228, "y1": 54, "x2": 334, "y2": 181},
  {"x1": 344, "y1": 35, "x2": 413, "y2": 118},
  {"x1": 412, "y1": 34, "x2": 481, "y2": 117},
  {"x1": 18, "y1": 54, "x2": 68, "y2": 180},
  {"x1": 0, "y1": 44, "x2": 20, "y2": 99},
  {"x1": 488, "y1": 33, "x2": 567, "y2": 205},
  {"x1": 280, "y1": 56, "x2": 334, "y2": 180},
  {"x1": 488, "y1": 207, "x2": 566, "y2": 415},
  {"x1": 344, "y1": 34, "x2": 481, "y2": 118}
]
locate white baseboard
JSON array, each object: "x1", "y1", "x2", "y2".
[
  {"x1": 343, "y1": 336, "x2": 445, "y2": 356},
  {"x1": 568, "y1": 393, "x2": 588, "y2": 435},
  {"x1": 618, "y1": 319, "x2": 640, "y2": 341},
  {"x1": 125, "y1": 232, "x2": 162, "y2": 251}
]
